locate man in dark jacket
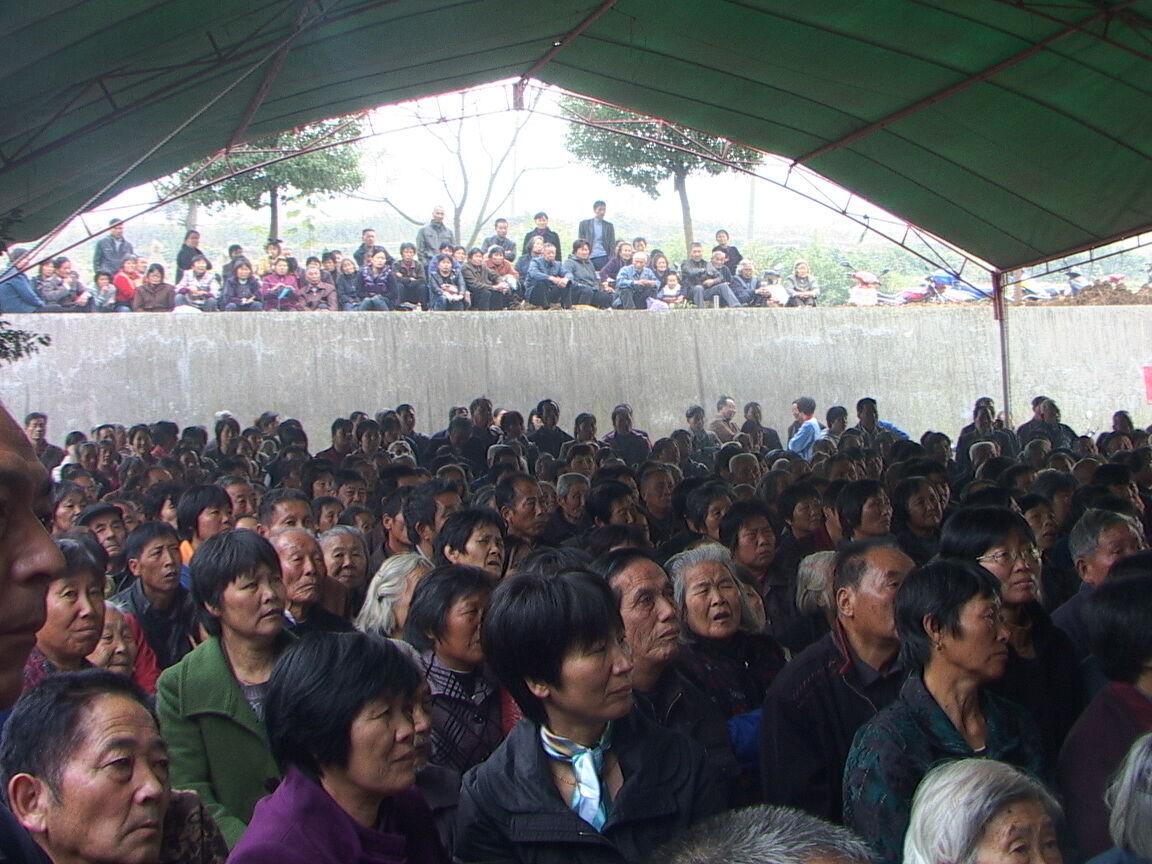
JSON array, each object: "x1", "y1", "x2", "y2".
[
  {"x1": 111, "y1": 521, "x2": 198, "y2": 669},
  {"x1": 91, "y1": 219, "x2": 135, "y2": 277},
  {"x1": 760, "y1": 540, "x2": 914, "y2": 822},
  {"x1": 577, "y1": 200, "x2": 616, "y2": 270},
  {"x1": 594, "y1": 549, "x2": 739, "y2": 803}
]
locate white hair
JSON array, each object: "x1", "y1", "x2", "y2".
[
  {"x1": 666, "y1": 543, "x2": 736, "y2": 618},
  {"x1": 796, "y1": 551, "x2": 836, "y2": 615},
  {"x1": 353, "y1": 553, "x2": 426, "y2": 638},
  {"x1": 657, "y1": 804, "x2": 872, "y2": 864},
  {"x1": 1107, "y1": 732, "x2": 1152, "y2": 859},
  {"x1": 904, "y1": 759, "x2": 1061, "y2": 864}
]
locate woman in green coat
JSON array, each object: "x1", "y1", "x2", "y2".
[{"x1": 158, "y1": 529, "x2": 292, "y2": 846}]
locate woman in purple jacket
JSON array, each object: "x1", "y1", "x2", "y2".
[{"x1": 229, "y1": 631, "x2": 449, "y2": 864}]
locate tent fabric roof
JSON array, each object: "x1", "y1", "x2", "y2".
[{"x1": 3, "y1": 0, "x2": 1151, "y2": 270}]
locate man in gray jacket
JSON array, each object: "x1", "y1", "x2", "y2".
[{"x1": 415, "y1": 206, "x2": 454, "y2": 265}]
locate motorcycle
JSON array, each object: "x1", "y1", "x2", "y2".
[{"x1": 842, "y1": 264, "x2": 892, "y2": 306}]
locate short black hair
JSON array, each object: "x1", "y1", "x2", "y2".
[
  {"x1": 403, "y1": 564, "x2": 493, "y2": 653},
  {"x1": 777, "y1": 481, "x2": 821, "y2": 527},
  {"x1": 833, "y1": 538, "x2": 900, "y2": 593},
  {"x1": 836, "y1": 479, "x2": 886, "y2": 541},
  {"x1": 514, "y1": 546, "x2": 595, "y2": 576},
  {"x1": 403, "y1": 478, "x2": 457, "y2": 546},
  {"x1": 175, "y1": 484, "x2": 233, "y2": 541},
  {"x1": 142, "y1": 482, "x2": 184, "y2": 520},
  {"x1": 0, "y1": 670, "x2": 153, "y2": 798},
  {"x1": 591, "y1": 548, "x2": 661, "y2": 599},
  {"x1": 56, "y1": 537, "x2": 104, "y2": 587},
  {"x1": 895, "y1": 558, "x2": 1001, "y2": 670},
  {"x1": 265, "y1": 632, "x2": 419, "y2": 782},
  {"x1": 258, "y1": 487, "x2": 310, "y2": 525},
  {"x1": 493, "y1": 472, "x2": 535, "y2": 513},
  {"x1": 311, "y1": 495, "x2": 341, "y2": 522},
  {"x1": 190, "y1": 529, "x2": 281, "y2": 635},
  {"x1": 586, "y1": 480, "x2": 635, "y2": 526},
  {"x1": 482, "y1": 569, "x2": 622, "y2": 725},
  {"x1": 938, "y1": 507, "x2": 1033, "y2": 561},
  {"x1": 1085, "y1": 573, "x2": 1152, "y2": 683},
  {"x1": 433, "y1": 508, "x2": 505, "y2": 567},
  {"x1": 686, "y1": 481, "x2": 734, "y2": 532},
  {"x1": 123, "y1": 520, "x2": 179, "y2": 564},
  {"x1": 793, "y1": 396, "x2": 816, "y2": 416},
  {"x1": 719, "y1": 499, "x2": 773, "y2": 551}
]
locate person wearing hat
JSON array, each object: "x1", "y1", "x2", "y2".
[
  {"x1": 0, "y1": 248, "x2": 45, "y2": 313},
  {"x1": 76, "y1": 502, "x2": 130, "y2": 591}
]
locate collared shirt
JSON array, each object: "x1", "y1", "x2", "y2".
[{"x1": 422, "y1": 653, "x2": 504, "y2": 775}]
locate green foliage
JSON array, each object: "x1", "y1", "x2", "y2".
[
  {"x1": 159, "y1": 118, "x2": 364, "y2": 220},
  {"x1": 560, "y1": 99, "x2": 761, "y2": 196},
  {"x1": 0, "y1": 320, "x2": 50, "y2": 366}
]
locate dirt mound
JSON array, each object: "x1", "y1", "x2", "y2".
[{"x1": 1023, "y1": 284, "x2": 1152, "y2": 306}]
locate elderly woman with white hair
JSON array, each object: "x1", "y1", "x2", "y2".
[
  {"x1": 353, "y1": 552, "x2": 431, "y2": 639},
  {"x1": 668, "y1": 544, "x2": 787, "y2": 722},
  {"x1": 905, "y1": 758, "x2": 1063, "y2": 864},
  {"x1": 1089, "y1": 733, "x2": 1152, "y2": 864}
]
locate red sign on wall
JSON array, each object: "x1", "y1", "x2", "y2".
[{"x1": 1145, "y1": 366, "x2": 1152, "y2": 402}]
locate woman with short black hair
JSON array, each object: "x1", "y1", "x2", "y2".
[
  {"x1": 433, "y1": 508, "x2": 506, "y2": 579},
  {"x1": 157, "y1": 529, "x2": 289, "y2": 846},
  {"x1": 939, "y1": 506, "x2": 1082, "y2": 760},
  {"x1": 891, "y1": 476, "x2": 942, "y2": 566},
  {"x1": 229, "y1": 631, "x2": 448, "y2": 864},
  {"x1": 404, "y1": 565, "x2": 503, "y2": 775},
  {"x1": 455, "y1": 569, "x2": 717, "y2": 863},
  {"x1": 837, "y1": 479, "x2": 893, "y2": 542},
  {"x1": 843, "y1": 559, "x2": 1048, "y2": 864}
]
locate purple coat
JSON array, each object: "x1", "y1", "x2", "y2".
[{"x1": 227, "y1": 766, "x2": 449, "y2": 864}]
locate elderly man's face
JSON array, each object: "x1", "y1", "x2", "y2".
[
  {"x1": 10, "y1": 693, "x2": 170, "y2": 864},
  {"x1": 1077, "y1": 522, "x2": 1145, "y2": 588},
  {"x1": 612, "y1": 559, "x2": 679, "y2": 670},
  {"x1": 0, "y1": 407, "x2": 65, "y2": 706},
  {"x1": 272, "y1": 530, "x2": 326, "y2": 609}
]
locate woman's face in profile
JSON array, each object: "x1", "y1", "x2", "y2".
[{"x1": 330, "y1": 695, "x2": 419, "y2": 801}]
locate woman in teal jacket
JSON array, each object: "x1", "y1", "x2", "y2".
[{"x1": 158, "y1": 529, "x2": 292, "y2": 846}]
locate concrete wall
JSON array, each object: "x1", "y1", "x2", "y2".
[{"x1": 2, "y1": 306, "x2": 1150, "y2": 443}]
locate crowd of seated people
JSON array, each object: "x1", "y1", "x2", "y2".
[
  {"x1": 2, "y1": 388, "x2": 1152, "y2": 864},
  {"x1": 0, "y1": 202, "x2": 828, "y2": 314}
]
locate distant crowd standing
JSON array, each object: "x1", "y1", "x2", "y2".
[
  {"x1": 4, "y1": 390, "x2": 1152, "y2": 864},
  {"x1": 0, "y1": 202, "x2": 826, "y2": 313}
]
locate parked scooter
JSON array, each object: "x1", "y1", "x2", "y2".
[{"x1": 842, "y1": 264, "x2": 891, "y2": 306}]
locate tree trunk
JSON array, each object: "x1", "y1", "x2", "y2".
[
  {"x1": 674, "y1": 168, "x2": 693, "y2": 253},
  {"x1": 184, "y1": 200, "x2": 199, "y2": 232},
  {"x1": 267, "y1": 182, "x2": 280, "y2": 241}
]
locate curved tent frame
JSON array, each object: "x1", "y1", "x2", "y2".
[{"x1": 2, "y1": 0, "x2": 1152, "y2": 272}]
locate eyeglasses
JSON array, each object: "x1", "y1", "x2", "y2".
[{"x1": 978, "y1": 548, "x2": 1041, "y2": 568}]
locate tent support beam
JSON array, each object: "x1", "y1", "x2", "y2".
[
  {"x1": 792, "y1": 0, "x2": 1142, "y2": 166},
  {"x1": 992, "y1": 270, "x2": 1014, "y2": 426},
  {"x1": 228, "y1": 2, "x2": 316, "y2": 147},
  {"x1": 514, "y1": 0, "x2": 618, "y2": 108}
]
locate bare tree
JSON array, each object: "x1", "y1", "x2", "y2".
[{"x1": 371, "y1": 91, "x2": 543, "y2": 248}]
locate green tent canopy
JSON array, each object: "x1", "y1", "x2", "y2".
[{"x1": 3, "y1": 0, "x2": 1151, "y2": 270}]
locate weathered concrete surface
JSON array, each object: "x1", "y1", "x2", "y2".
[{"x1": 2, "y1": 306, "x2": 1149, "y2": 442}]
